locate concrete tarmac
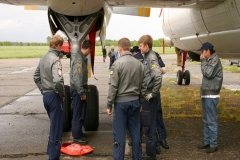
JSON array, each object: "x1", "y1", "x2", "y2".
[{"x1": 0, "y1": 55, "x2": 239, "y2": 160}]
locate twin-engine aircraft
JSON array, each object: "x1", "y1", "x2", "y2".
[{"x1": 1, "y1": 0, "x2": 239, "y2": 130}]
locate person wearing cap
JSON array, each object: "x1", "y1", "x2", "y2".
[
  {"x1": 197, "y1": 42, "x2": 223, "y2": 153},
  {"x1": 131, "y1": 46, "x2": 144, "y2": 62},
  {"x1": 107, "y1": 38, "x2": 147, "y2": 160},
  {"x1": 138, "y1": 35, "x2": 162, "y2": 159}
]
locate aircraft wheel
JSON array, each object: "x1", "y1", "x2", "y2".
[
  {"x1": 84, "y1": 85, "x2": 99, "y2": 131},
  {"x1": 176, "y1": 70, "x2": 183, "y2": 85},
  {"x1": 66, "y1": 54, "x2": 71, "y2": 58},
  {"x1": 229, "y1": 60, "x2": 233, "y2": 66},
  {"x1": 238, "y1": 61, "x2": 240, "y2": 67},
  {"x1": 184, "y1": 70, "x2": 190, "y2": 85},
  {"x1": 63, "y1": 85, "x2": 72, "y2": 132}
]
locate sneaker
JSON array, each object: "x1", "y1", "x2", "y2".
[
  {"x1": 198, "y1": 144, "x2": 210, "y2": 149},
  {"x1": 73, "y1": 137, "x2": 88, "y2": 145},
  {"x1": 206, "y1": 147, "x2": 217, "y2": 153}
]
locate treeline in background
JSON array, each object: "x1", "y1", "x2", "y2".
[
  {"x1": 0, "y1": 41, "x2": 48, "y2": 46},
  {"x1": 0, "y1": 38, "x2": 165, "y2": 47}
]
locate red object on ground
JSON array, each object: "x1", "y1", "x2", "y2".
[
  {"x1": 61, "y1": 142, "x2": 93, "y2": 156},
  {"x1": 62, "y1": 41, "x2": 70, "y2": 54}
]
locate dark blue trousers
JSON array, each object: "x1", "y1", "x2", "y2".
[
  {"x1": 156, "y1": 92, "x2": 167, "y2": 147},
  {"x1": 71, "y1": 89, "x2": 87, "y2": 139},
  {"x1": 113, "y1": 100, "x2": 142, "y2": 160},
  {"x1": 43, "y1": 92, "x2": 63, "y2": 160},
  {"x1": 109, "y1": 58, "x2": 115, "y2": 69},
  {"x1": 141, "y1": 98, "x2": 158, "y2": 156}
]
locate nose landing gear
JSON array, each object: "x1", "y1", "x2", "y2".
[{"x1": 176, "y1": 50, "x2": 191, "y2": 85}]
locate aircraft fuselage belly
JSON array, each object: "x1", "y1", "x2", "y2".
[
  {"x1": 47, "y1": 0, "x2": 104, "y2": 16},
  {"x1": 163, "y1": 0, "x2": 240, "y2": 58}
]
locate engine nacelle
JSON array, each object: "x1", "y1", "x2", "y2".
[{"x1": 163, "y1": 37, "x2": 173, "y2": 47}]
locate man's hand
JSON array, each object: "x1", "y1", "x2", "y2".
[
  {"x1": 140, "y1": 106, "x2": 142, "y2": 112},
  {"x1": 146, "y1": 93, "x2": 153, "y2": 101},
  {"x1": 107, "y1": 109, "x2": 112, "y2": 116},
  {"x1": 81, "y1": 95, "x2": 86, "y2": 100},
  {"x1": 62, "y1": 97, "x2": 65, "y2": 102},
  {"x1": 200, "y1": 54, "x2": 205, "y2": 60}
]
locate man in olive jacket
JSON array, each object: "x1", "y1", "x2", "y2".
[
  {"x1": 107, "y1": 38, "x2": 147, "y2": 160},
  {"x1": 33, "y1": 34, "x2": 65, "y2": 160},
  {"x1": 197, "y1": 42, "x2": 223, "y2": 153},
  {"x1": 70, "y1": 40, "x2": 92, "y2": 145}
]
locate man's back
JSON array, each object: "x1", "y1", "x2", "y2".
[{"x1": 108, "y1": 52, "x2": 146, "y2": 104}]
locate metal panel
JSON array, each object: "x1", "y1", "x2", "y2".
[{"x1": 201, "y1": 1, "x2": 240, "y2": 33}]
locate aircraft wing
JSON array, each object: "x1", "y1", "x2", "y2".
[
  {"x1": 0, "y1": 0, "x2": 46, "y2": 5},
  {"x1": 0, "y1": 0, "x2": 224, "y2": 9},
  {"x1": 106, "y1": 0, "x2": 225, "y2": 9}
]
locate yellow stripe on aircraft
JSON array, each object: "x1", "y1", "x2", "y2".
[
  {"x1": 138, "y1": 8, "x2": 150, "y2": 17},
  {"x1": 24, "y1": 6, "x2": 30, "y2": 10},
  {"x1": 32, "y1": 6, "x2": 37, "y2": 10},
  {"x1": 24, "y1": 5, "x2": 44, "y2": 10}
]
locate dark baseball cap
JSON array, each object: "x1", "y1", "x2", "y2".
[
  {"x1": 130, "y1": 46, "x2": 140, "y2": 53},
  {"x1": 197, "y1": 42, "x2": 214, "y2": 51}
]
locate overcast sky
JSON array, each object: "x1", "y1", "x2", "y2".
[{"x1": 0, "y1": 3, "x2": 164, "y2": 43}]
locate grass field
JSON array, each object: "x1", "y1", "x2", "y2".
[{"x1": 0, "y1": 46, "x2": 175, "y2": 59}]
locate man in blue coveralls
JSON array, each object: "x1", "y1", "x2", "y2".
[
  {"x1": 154, "y1": 52, "x2": 169, "y2": 154},
  {"x1": 107, "y1": 38, "x2": 147, "y2": 160},
  {"x1": 33, "y1": 34, "x2": 65, "y2": 160},
  {"x1": 70, "y1": 40, "x2": 92, "y2": 144},
  {"x1": 138, "y1": 35, "x2": 162, "y2": 159}
]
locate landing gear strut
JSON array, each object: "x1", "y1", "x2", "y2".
[
  {"x1": 48, "y1": 9, "x2": 100, "y2": 131},
  {"x1": 176, "y1": 50, "x2": 190, "y2": 85}
]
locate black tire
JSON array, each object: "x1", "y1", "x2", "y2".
[
  {"x1": 84, "y1": 85, "x2": 99, "y2": 131},
  {"x1": 229, "y1": 60, "x2": 233, "y2": 66},
  {"x1": 66, "y1": 54, "x2": 71, "y2": 58},
  {"x1": 184, "y1": 70, "x2": 190, "y2": 85},
  {"x1": 176, "y1": 70, "x2": 183, "y2": 85},
  {"x1": 63, "y1": 85, "x2": 72, "y2": 132},
  {"x1": 238, "y1": 62, "x2": 240, "y2": 67}
]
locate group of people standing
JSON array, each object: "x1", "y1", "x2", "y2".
[
  {"x1": 33, "y1": 33, "x2": 222, "y2": 160},
  {"x1": 107, "y1": 35, "x2": 169, "y2": 160},
  {"x1": 34, "y1": 35, "x2": 93, "y2": 160},
  {"x1": 102, "y1": 45, "x2": 120, "y2": 69},
  {"x1": 106, "y1": 35, "x2": 223, "y2": 159}
]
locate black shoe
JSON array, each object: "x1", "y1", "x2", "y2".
[
  {"x1": 206, "y1": 147, "x2": 217, "y2": 153},
  {"x1": 73, "y1": 137, "x2": 88, "y2": 145},
  {"x1": 128, "y1": 141, "x2": 132, "y2": 146},
  {"x1": 198, "y1": 144, "x2": 210, "y2": 149},
  {"x1": 142, "y1": 154, "x2": 156, "y2": 160},
  {"x1": 156, "y1": 146, "x2": 161, "y2": 155},
  {"x1": 160, "y1": 140, "x2": 169, "y2": 149},
  {"x1": 81, "y1": 133, "x2": 88, "y2": 138}
]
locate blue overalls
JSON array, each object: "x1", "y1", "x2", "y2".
[
  {"x1": 155, "y1": 53, "x2": 167, "y2": 147},
  {"x1": 43, "y1": 92, "x2": 63, "y2": 160},
  {"x1": 113, "y1": 100, "x2": 142, "y2": 160},
  {"x1": 155, "y1": 92, "x2": 167, "y2": 147},
  {"x1": 71, "y1": 89, "x2": 87, "y2": 138},
  {"x1": 141, "y1": 97, "x2": 158, "y2": 156}
]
